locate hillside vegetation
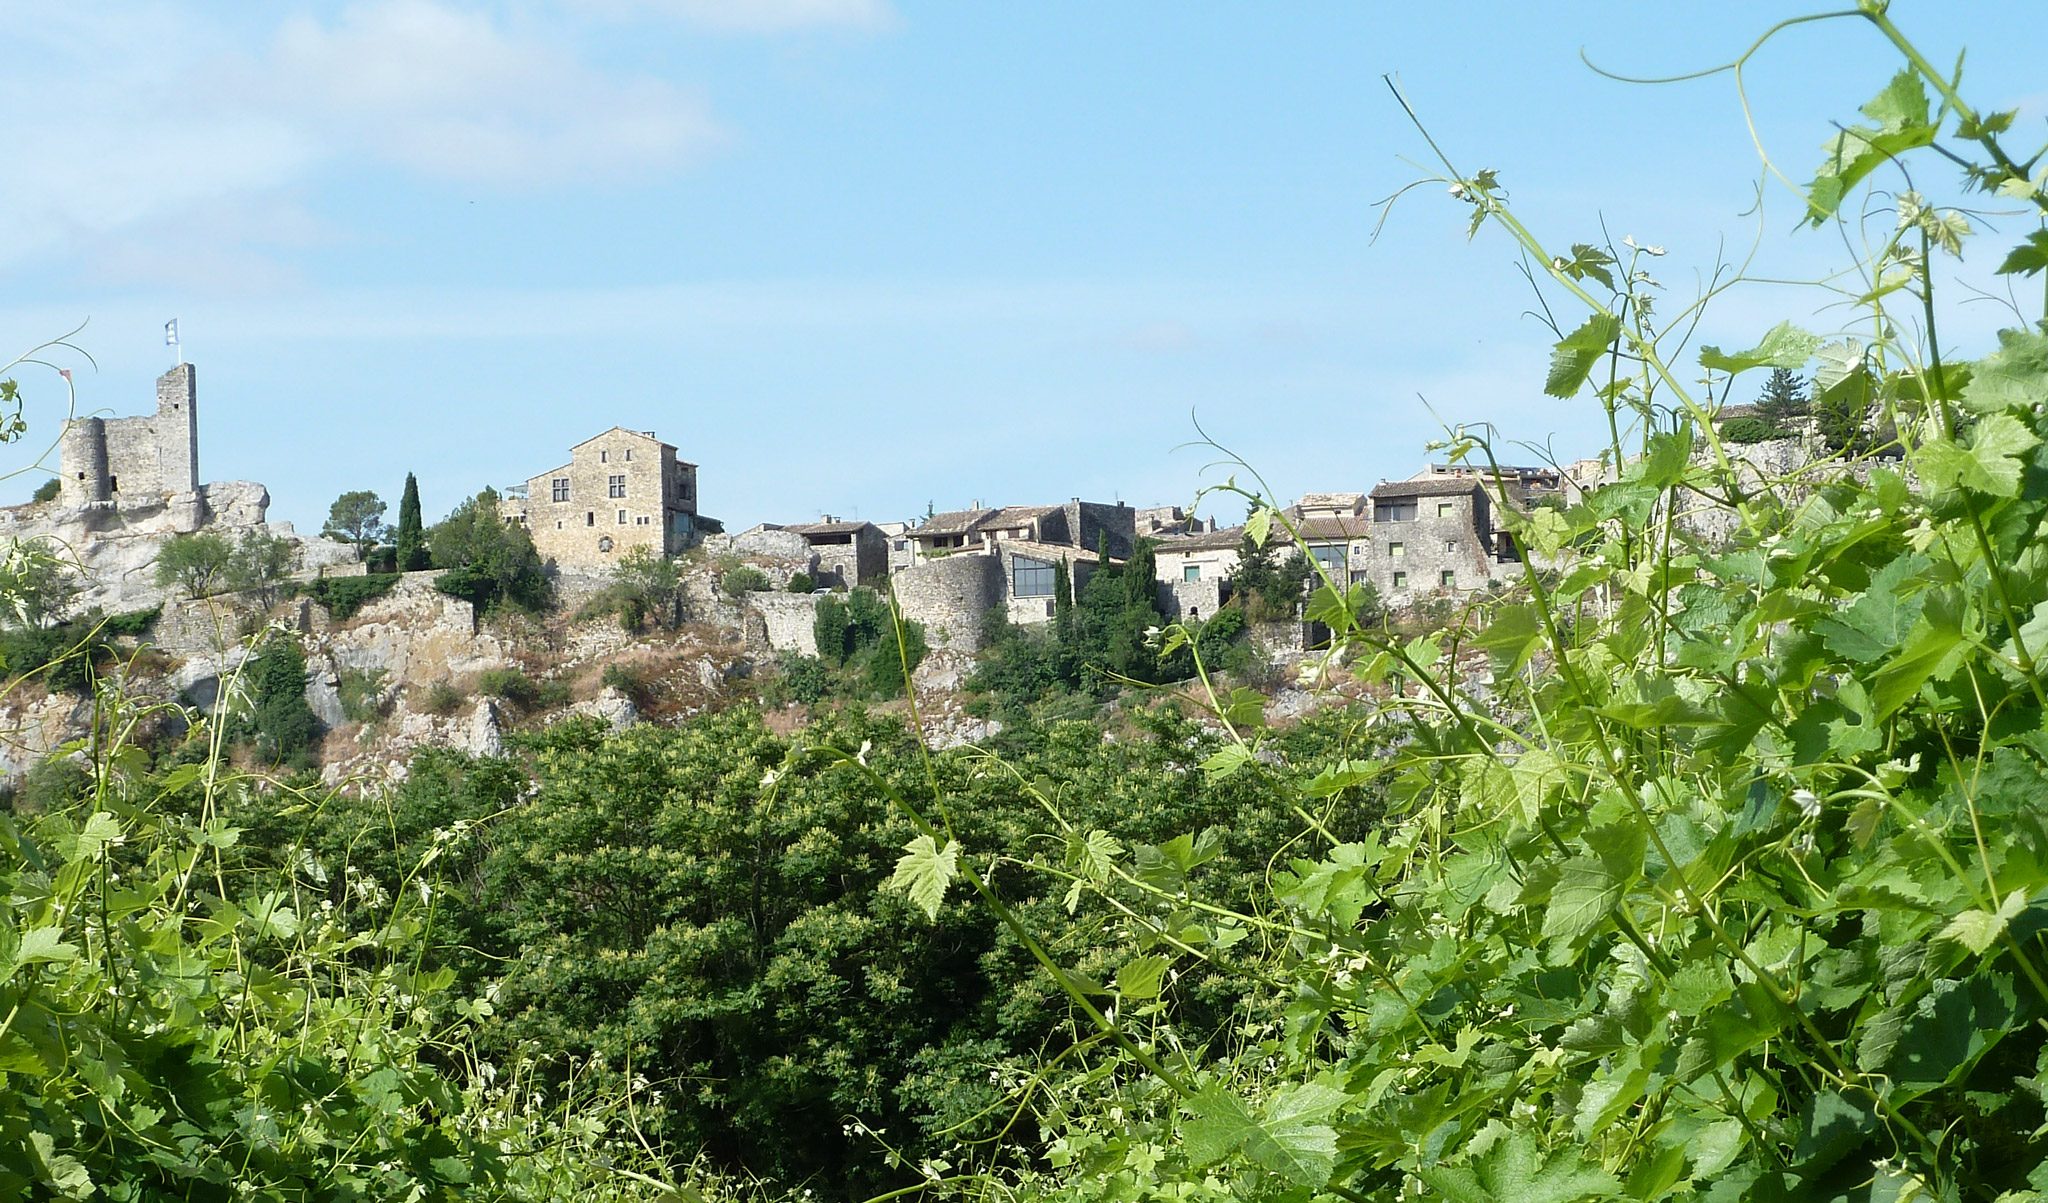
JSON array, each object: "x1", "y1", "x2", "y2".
[{"x1": 6, "y1": 7, "x2": 2048, "y2": 1202}]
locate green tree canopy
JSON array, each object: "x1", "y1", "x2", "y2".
[
  {"x1": 428, "y1": 487, "x2": 548, "y2": 612},
  {"x1": 321, "y1": 490, "x2": 387, "y2": 558}
]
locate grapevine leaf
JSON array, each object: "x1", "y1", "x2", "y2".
[
  {"x1": 886, "y1": 835, "x2": 960, "y2": 921},
  {"x1": 1418, "y1": 1130, "x2": 1620, "y2": 1203},
  {"x1": 1996, "y1": 229, "x2": 2048, "y2": 277},
  {"x1": 1805, "y1": 71, "x2": 1936, "y2": 225},
  {"x1": 1915, "y1": 412, "x2": 2039, "y2": 497},
  {"x1": 5, "y1": 926, "x2": 79, "y2": 983},
  {"x1": 1814, "y1": 553, "x2": 1930, "y2": 661},
  {"x1": 1541, "y1": 854, "x2": 1622, "y2": 951},
  {"x1": 1245, "y1": 506, "x2": 1273, "y2": 548},
  {"x1": 1698, "y1": 321, "x2": 1820, "y2": 375},
  {"x1": 1201, "y1": 743, "x2": 1255, "y2": 782},
  {"x1": 1959, "y1": 329, "x2": 2048, "y2": 414},
  {"x1": 1544, "y1": 314, "x2": 1621, "y2": 399},
  {"x1": 1116, "y1": 954, "x2": 1170, "y2": 1000},
  {"x1": 1935, "y1": 889, "x2": 2028, "y2": 955},
  {"x1": 1183, "y1": 1082, "x2": 1343, "y2": 1187}
]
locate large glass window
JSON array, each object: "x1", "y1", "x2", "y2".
[
  {"x1": 1014, "y1": 556, "x2": 1054, "y2": 597},
  {"x1": 1311, "y1": 545, "x2": 1346, "y2": 573},
  {"x1": 1375, "y1": 500, "x2": 1417, "y2": 522}
]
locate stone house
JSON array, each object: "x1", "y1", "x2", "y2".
[
  {"x1": 504, "y1": 427, "x2": 701, "y2": 570},
  {"x1": 1358, "y1": 477, "x2": 1515, "y2": 601},
  {"x1": 1152, "y1": 526, "x2": 1243, "y2": 620},
  {"x1": 877, "y1": 520, "x2": 916, "y2": 574},
  {"x1": 777, "y1": 519, "x2": 888, "y2": 588},
  {"x1": 903, "y1": 499, "x2": 1137, "y2": 565}
]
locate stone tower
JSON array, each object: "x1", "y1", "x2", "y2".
[{"x1": 58, "y1": 363, "x2": 200, "y2": 506}]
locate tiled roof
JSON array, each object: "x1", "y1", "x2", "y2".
[
  {"x1": 912, "y1": 508, "x2": 999, "y2": 537},
  {"x1": 1370, "y1": 478, "x2": 1486, "y2": 500},
  {"x1": 983, "y1": 504, "x2": 1060, "y2": 528},
  {"x1": 783, "y1": 521, "x2": 875, "y2": 536},
  {"x1": 1276, "y1": 516, "x2": 1368, "y2": 542},
  {"x1": 1157, "y1": 526, "x2": 1246, "y2": 552}
]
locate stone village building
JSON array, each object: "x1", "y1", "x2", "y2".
[
  {"x1": 60, "y1": 364, "x2": 201, "y2": 511},
  {"x1": 500, "y1": 427, "x2": 702, "y2": 571},
  {"x1": 769, "y1": 519, "x2": 889, "y2": 588}
]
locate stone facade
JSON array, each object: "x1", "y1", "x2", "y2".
[
  {"x1": 59, "y1": 364, "x2": 199, "y2": 508},
  {"x1": 904, "y1": 499, "x2": 1137, "y2": 565},
  {"x1": 746, "y1": 592, "x2": 823, "y2": 656},
  {"x1": 777, "y1": 519, "x2": 888, "y2": 588},
  {"x1": 505, "y1": 427, "x2": 700, "y2": 570},
  {"x1": 894, "y1": 552, "x2": 1003, "y2": 652}
]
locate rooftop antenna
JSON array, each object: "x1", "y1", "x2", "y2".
[{"x1": 165, "y1": 318, "x2": 182, "y2": 366}]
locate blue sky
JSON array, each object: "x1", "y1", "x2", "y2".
[{"x1": 2, "y1": 1, "x2": 2044, "y2": 533}]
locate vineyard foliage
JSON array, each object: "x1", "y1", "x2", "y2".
[
  {"x1": 856, "y1": 9, "x2": 2048, "y2": 1202},
  {"x1": 7, "y1": 7, "x2": 2048, "y2": 1203}
]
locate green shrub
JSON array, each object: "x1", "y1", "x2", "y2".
[
  {"x1": 786, "y1": 571, "x2": 814, "y2": 593},
  {"x1": 600, "y1": 661, "x2": 657, "y2": 706},
  {"x1": 14, "y1": 755, "x2": 89, "y2": 814},
  {"x1": 305, "y1": 572, "x2": 401, "y2": 620},
  {"x1": 336, "y1": 666, "x2": 388, "y2": 723},
  {"x1": 231, "y1": 634, "x2": 319, "y2": 765},
  {"x1": 31, "y1": 477, "x2": 59, "y2": 503},
  {"x1": 719, "y1": 564, "x2": 770, "y2": 596},
  {"x1": 761, "y1": 651, "x2": 830, "y2": 706},
  {"x1": 476, "y1": 666, "x2": 538, "y2": 709},
  {"x1": 420, "y1": 678, "x2": 464, "y2": 716},
  {"x1": 1718, "y1": 414, "x2": 1783, "y2": 443}
]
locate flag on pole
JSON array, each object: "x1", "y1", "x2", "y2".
[{"x1": 164, "y1": 319, "x2": 179, "y2": 346}]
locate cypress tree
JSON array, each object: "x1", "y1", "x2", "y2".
[
  {"x1": 1052, "y1": 557, "x2": 1074, "y2": 644},
  {"x1": 396, "y1": 472, "x2": 427, "y2": 571}
]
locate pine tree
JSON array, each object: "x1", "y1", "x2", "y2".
[
  {"x1": 396, "y1": 472, "x2": 427, "y2": 571},
  {"x1": 1754, "y1": 368, "x2": 1809, "y2": 433}
]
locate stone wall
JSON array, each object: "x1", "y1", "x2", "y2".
[
  {"x1": 747, "y1": 592, "x2": 822, "y2": 656},
  {"x1": 895, "y1": 553, "x2": 1002, "y2": 652},
  {"x1": 59, "y1": 364, "x2": 198, "y2": 507},
  {"x1": 521, "y1": 428, "x2": 695, "y2": 570},
  {"x1": 1160, "y1": 577, "x2": 1228, "y2": 620}
]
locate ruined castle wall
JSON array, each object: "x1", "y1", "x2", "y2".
[
  {"x1": 895, "y1": 553, "x2": 1002, "y2": 653},
  {"x1": 747, "y1": 593, "x2": 822, "y2": 656}
]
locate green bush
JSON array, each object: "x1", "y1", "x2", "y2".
[
  {"x1": 761, "y1": 651, "x2": 830, "y2": 706},
  {"x1": 420, "y1": 678, "x2": 464, "y2": 716},
  {"x1": 336, "y1": 665, "x2": 388, "y2": 723},
  {"x1": 786, "y1": 571, "x2": 814, "y2": 593},
  {"x1": 229, "y1": 634, "x2": 320, "y2": 765},
  {"x1": 305, "y1": 572, "x2": 401, "y2": 620},
  {"x1": 600, "y1": 661, "x2": 657, "y2": 706},
  {"x1": 476, "y1": 666, "x2": 538, "y2": 709},
  {"x1": 30, "y1": 477, "x2": 58, "y2": 503},
  {"x1": 719, "y1": 565, "x2": 770, "y2": 596},
  {"x1": 1718, "y1": 414, "x2": 1783, "y2": 443}
]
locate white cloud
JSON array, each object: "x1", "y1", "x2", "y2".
[
  {"x1": 559, "y1": 0, "x2": 894, "y2": 33},
  {"x1": 0, "y1": 1, "x2": 724, "y2": 284},
  {"x1": 271, "y1": 1, "x2": 723, "y2": 183}
]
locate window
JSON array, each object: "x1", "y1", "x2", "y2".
[
  {"x1": 551, "y1": 477, "x2": 569, "y2": 502},
  {"x1": 609, "y1": 474, "x2": 626, "y2": 498},
  {"x1": 1438, "y1": 501, "x2": 1456, "y2": 517},
  {"x1": 598, "y1": 536, "x2": 613, "y2": 552},
  {"x1": 637, "y1": 516, "x2": 649, "y2": 525},
  {"x1": 586, "y1": 512, "x2": 595, "y2": 526},
  {"x1": 617, "y1": 509, "x2": 627, "y2": 525},
  {"x1": 893, "y1": 540, "x2": 907, "y2": 552},
  {"x1": 600, "y1": 450, "x2": 608, "y2": 463},
  {"x1": 1350, "y1": 569, "x2": 1371, "y2": 585},
  {"x1": 1441, "y1": 571, "x2": 1456, "y2": 588},
  {"x1": 1311, "y1": 545, "x2": 1345, "y2": 573},
  {"x1": 1388, "y1": 541, "x2": 1405, "y2": 558},
  {"x1": 556, "y1": 521, "x2": 563, "y2": 529},
  {"x1": 1375, "y1": 500, "x2": 1417, "y2": 522},
  {"x1": 1445, "y1": 540, "x2": 1458, "y2": 553},
  {"x1": 624, "y1": 448, "x2": 631, "y2": 461},
  {"x1": 679, "y1": 478, "x2": 693, "y2": 502},
  {"x1": 1183, "y1": 564, "x2": 1202, "y2": 582},
  {"x1": 1013, "y1": 556, "x2": 1054, "y2": 597},
  {"x1": 1392, "y1": 571, "x2": 1408, "y2": 589}
]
